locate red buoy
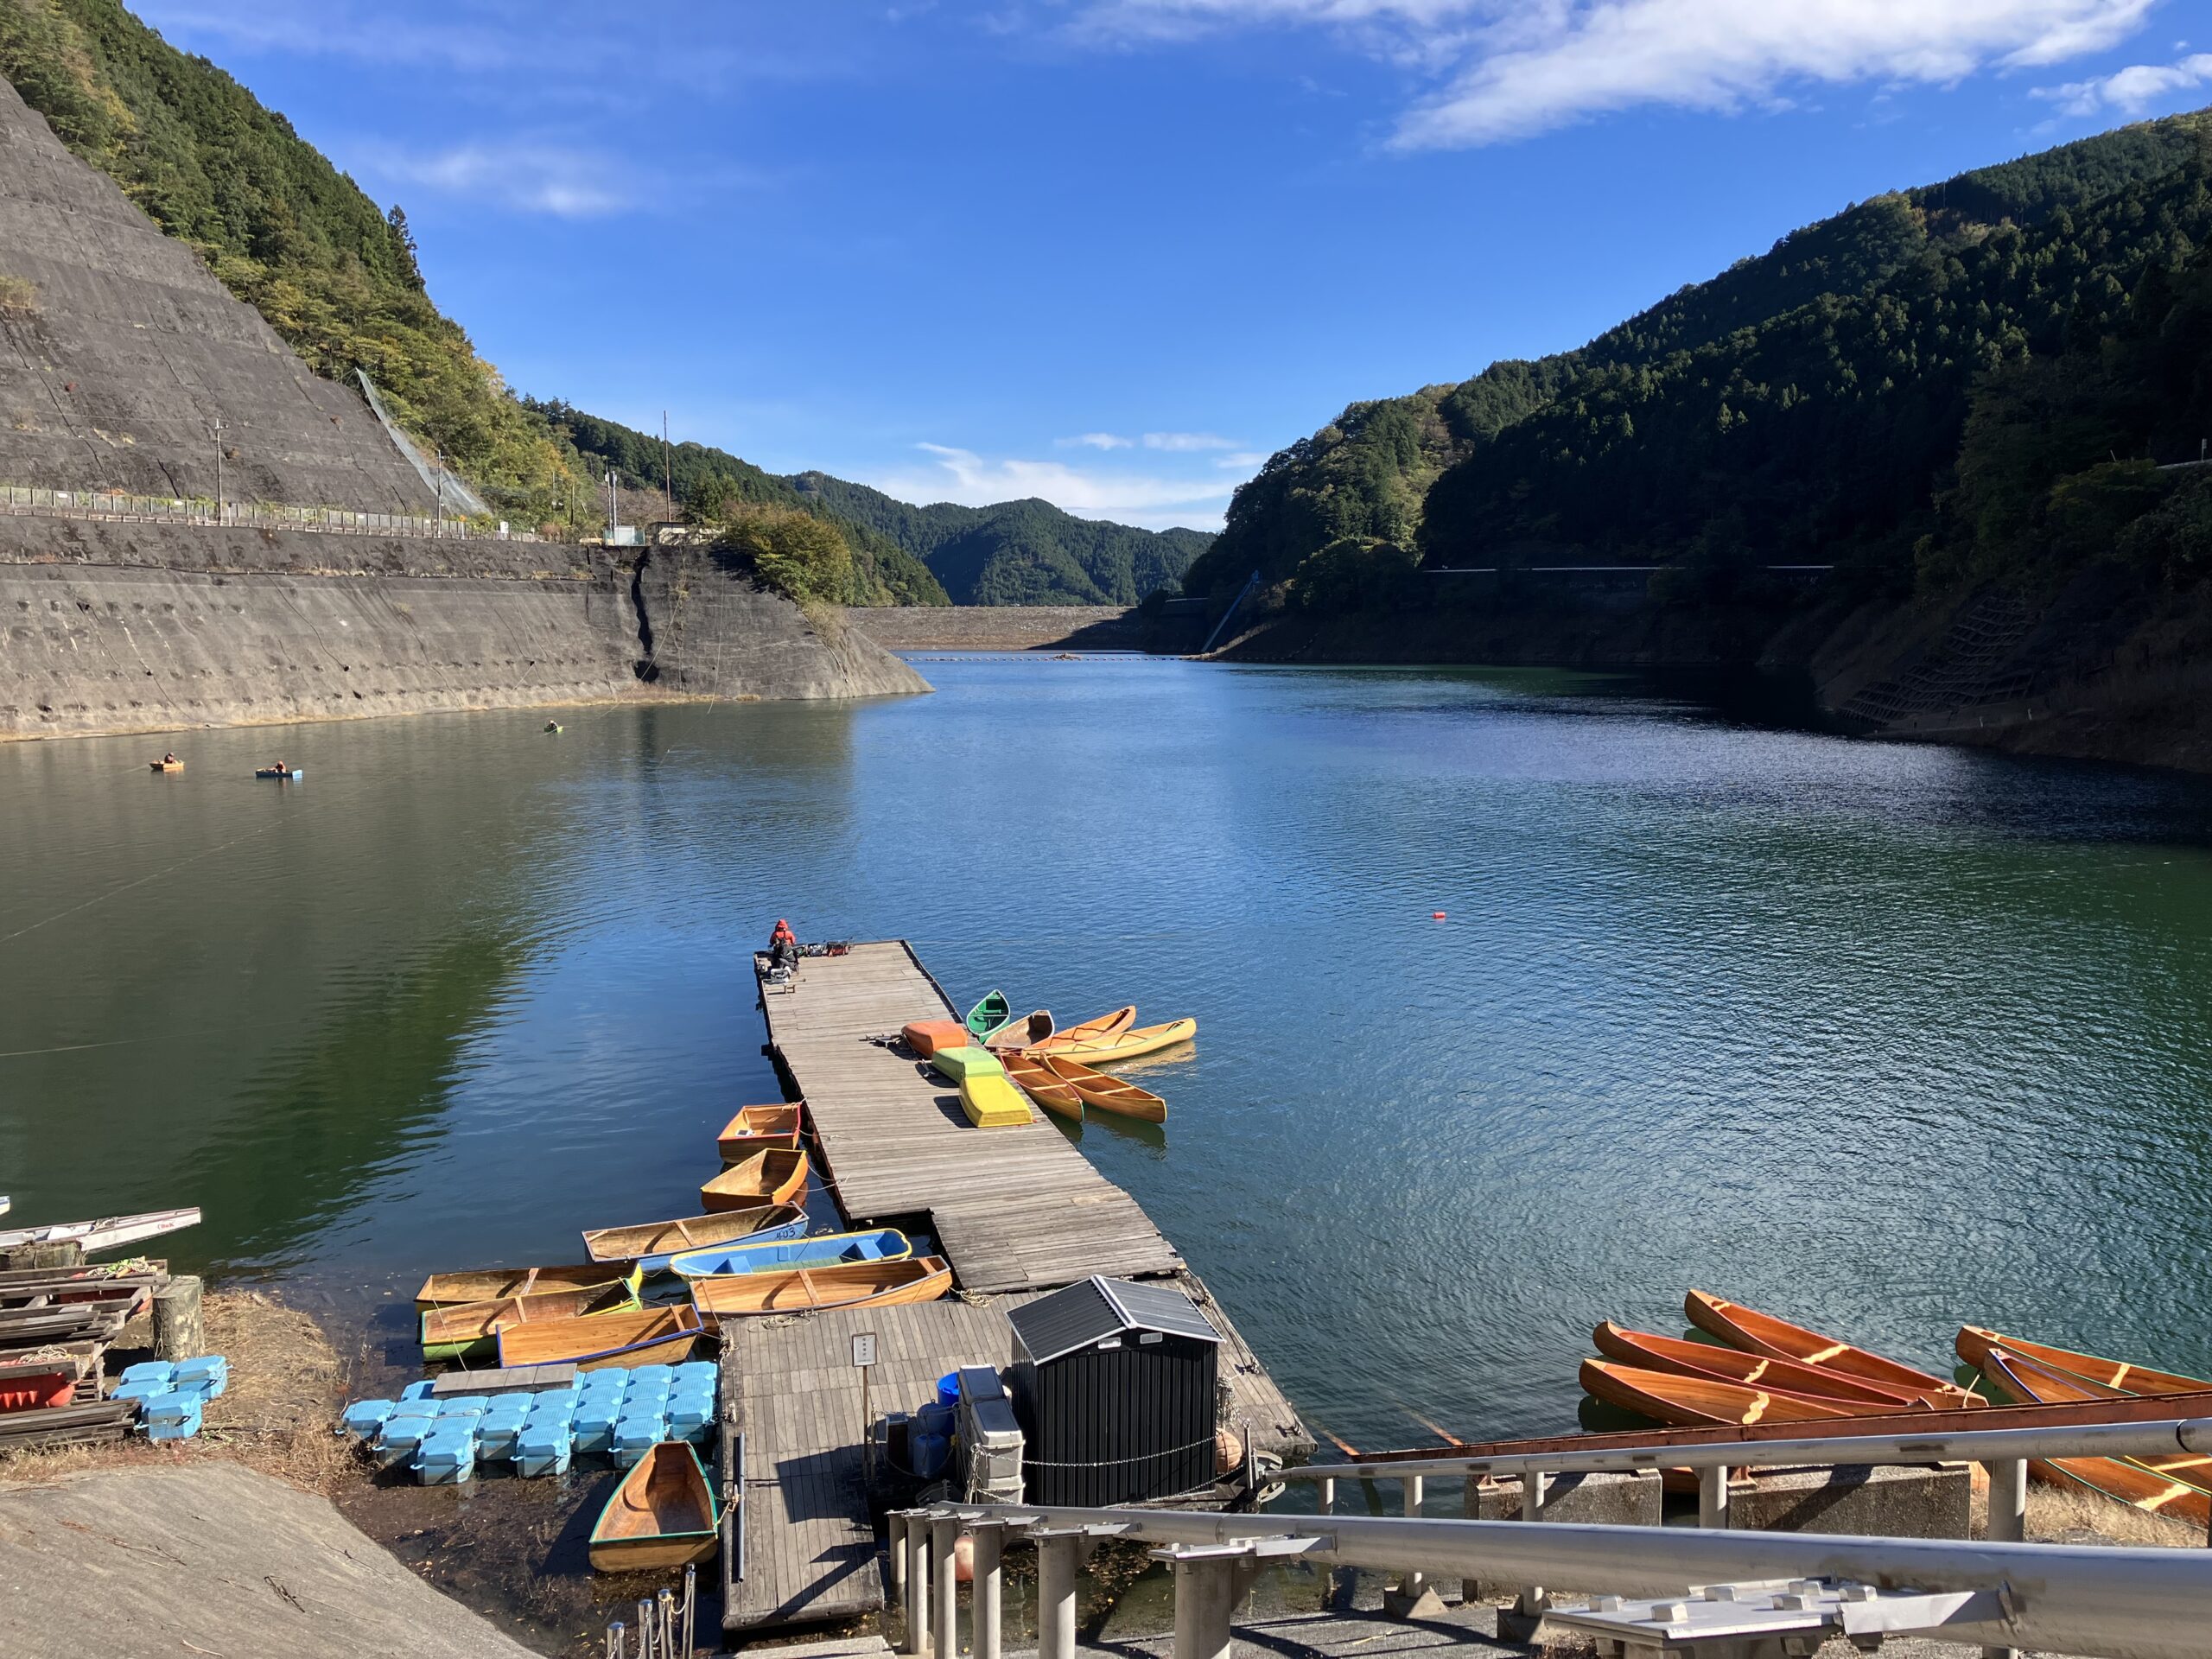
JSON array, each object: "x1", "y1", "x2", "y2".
[{"x1": 1432, "y1": 912, "x2": 1446, "y2": 920}]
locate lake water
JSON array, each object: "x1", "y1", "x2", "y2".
[{"x1": 7, "y1": 657, "x2": 2212, "y2": 1455}]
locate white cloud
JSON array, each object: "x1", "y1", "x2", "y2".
[
  {"x1": 862, "y1": 442, "x2": 1240, "y2": 528},
  {"x1": 2036, "y1": 50, "x2": 2212, "y2": 116},
  {"x1": 1141, "y1": 430, "x2": 1239, "y2": 450},
  {"x1": 1217, "y1": 450, "x2": 1272, "y2": 467},
  {"x1": 356, "y1": 143, "x2": 637, "y2": 218},
  {"x1": 1059, "y1": 432, "x2": 1135, "y2": 448},
  {"x1": 1073, "y1": 0, "x2": 2161, "y2": 147}
]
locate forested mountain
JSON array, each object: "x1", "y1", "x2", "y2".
[
  {"x1": 789, "y1": 474, "x2": 1209, "y2": 605},
  {"x1": 1182, "y1": 112, "x2": 2212, "y2": 615}
]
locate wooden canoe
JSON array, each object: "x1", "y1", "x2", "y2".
[
  {"x1": 700, "y1": 1149, "x2": 808, "y2": 1212},
  {"x1": 0, "y1": 1207, "x2": 201, "y2": 1255},
  {"x1": 1957, "y1": 1325, "x2": 2212, "y2": 1397},
  {"x1": 717, "y1": 1103, "x2": 804, "y2": 1161},
  {"x1": 1979, "y1": 1347, "x2": 2212, "y2": 1526},
  {"x1": 960, "y1": 1072, "x2": 1033, "y2": 1128},
  {"x1": 1686, "y1": 1291, "x2": 1974, "y2": 1406},
  {"x1": 902, "y1": 1020, "x2": 970, "y2": 1058},
  {"x1": 1031, "y1": 1018, "x2": 1195, "y2": 1065},
  {"x1": 496, "y1": 1304, "x2": 704, "y2": 1370},
  {"x1": 149, "y1": 760, "x2": 184, "y2": 772},
  {"x1": 1029, "y1": 1005, "x2": 1136, "y2": 1052},
  {"x1": 420, "y1": 1279, "x2": 639, "y2": 1361},
  {"x1": 1001, "y1": 1051, "x2": 1083, "y2": 1120},
  {"x1": 669, "y1": 1229, "x2": 911, "y2": 1278},
  {"x1": 1033, "y1": 1052, "x2": 1166, "y2": 1122},
  {"x1": 690, "y1": 1255, "x2": 952, "y2": 1318},
  {"x1": 983, "y1": 1009, "x2": 1054, "y2": 1052},
  {"x1": 965, "y1": 991, "x2": 1012, "y2": 1040},
  {"x1": 1592, "y1": 1322, "x2": 1934, "y2": 1410},
  {"x1": 582, "y1": 1205, "x2": 807, "y2": 1271},
  {"x1": 415, "y1": 1262, "x2": 635, "y2": 1311},
  {"x1": 588, "y1": 1440, "x2": 719, "y2": 1573},
  {"x1": 1580, "y1": 1359, "x2": 1880, "y2": 1429}
]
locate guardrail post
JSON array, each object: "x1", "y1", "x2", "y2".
[
  {"x1": 1983, "y1": 1458, "x2": 2025, "y2": 1659},
  {"x1": 1036, "y1": 1532, "x2": 1079, "y2": 1659},
  {"x1": 906, "y1": 1512, "x2": 931, "y2": 1655},
  {"x1": 972, "y1": 1522, "x2": 1003, "y2": 1659},
  {"x1": 1516, "y1": 1470, "x2": 1550, "y2": 1620},
  {"x1": 1318, "y1": 1477, "x2": 1333, "y2": 1512},
  {"x1": 1171, "y1": 1554, "x2": 1240, "y2": 1659},
  {"x1": 889, "y1": 1512, "x2": 908, "y2": 1598},
  {"x1": 931, "y1": 1516, "x2": 959, "y2": 1659},
  {"x1": 1698, "y1": 1464, "x2": 1730, "y2": 1529},
  {"x1": 1401, "y1": 1475, "x2": 1426, "y2": 1600}
]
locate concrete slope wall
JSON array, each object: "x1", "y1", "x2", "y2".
[
  {"x1": 0, "y1": 77, "x2": 429, "y2": 512},
  {"x1": 1, "y1": 522, "x2": 928, "y2": 739}
]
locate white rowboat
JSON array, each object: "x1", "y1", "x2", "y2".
[{"x1": 0, "y1": 1206, "x2": 201, "y2": 1255}]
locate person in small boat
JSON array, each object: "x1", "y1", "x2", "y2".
[
  {"x1": 162, "y1": 752, "x2": 176, "y2": 765},
  {"x1": 769, "y1": 918, "x2": 798, "y2": 969}
]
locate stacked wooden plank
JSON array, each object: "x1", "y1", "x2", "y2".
[{"x1": 0, "y1": 1260, "x2": 173, "y2": 1446}]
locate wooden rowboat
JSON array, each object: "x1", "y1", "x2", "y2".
[
  {"x1": 700, "y1": 1149, "x2": 808, "y2": 1212},
  {"x1": 149, "y1": 760, "x2": 184, "y2": 772},
  {"x1": 669, "y1": 1229, "x2": 911, "y2": 1278},
  {"x1": 496, "y1": 1304, "x2": 705, "y2": 1370},
  {"x1": 1032, "y1": 1018, "x2": 1195, "y2": 1066},
  {"x1": 1033, "y1": 1052, "x2": 1165, "y2": 1122},
  {"x1": 690, "y1": 1256, "x2": 952, "y2": 1318},
  {"x1": 420, "y1": 1279, "x2": 640, "y2": 1361},
  {"x1": 415, "y1": 1262, "x2": 635, "y2": 1311},
  {"x1": 1686, "y1": 1291, "x2": 1974, "y2": 1406},
  {"x1": 901, "y1": 1020, "x2": 970, "y2": 1058},
  {"x1": 965, "y1": 991, "x2": 1012, "y2": 1040},
  {"x1": 254, "y1": 767, "x2": 303, "y2": 779},
  {"x1": 0, "y1": 1207, "x2": 201, "y2": 1256},
  {"x1": 589, "y1": 1440, "x2": 719, "y2": 1573},
  {"x1": 582, "y1": 1205, "x2": 808, "y2": 1273},
  {"x1": 1979, "y1": 1347, "x2": 2212, "y2": 1527},
  {"x1": 1592, "y1": 1322, "x2": 1932, "y2": 1410},
  {"x1": 1029, "y1": 1006, "x2": 1135, "y2": 1052},
  {"x1": 1001, "y1": 1052, "x2": 1083, "y2": 1120},
  {"x1": 1957, "y1": 1325, "x2": 2212, "y2": 1397},
  {"x1": 960, "y1": 1072, "x2": 1033, "y2": 1128},
  {"x1": 983, "y1": 1009, "x2": 1054, "y2": 1051},
  {"x1": 1580, "y1": 1359, "x2": 1878, "y2": 1429},
  {"x1": 717, "y1": 1103, "x2": 804, "y2": 1161}
]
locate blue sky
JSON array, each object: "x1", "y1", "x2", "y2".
[{"x1": 137, "y1": 1, "x2": 2212, "y2": 529}]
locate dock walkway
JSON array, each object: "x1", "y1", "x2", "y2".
[{"x1": 722, "y1": 941, "x2": 1309, "y2": 1635}]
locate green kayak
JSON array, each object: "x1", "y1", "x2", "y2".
[{"x1": 965, "y1": 990, "x2": 1011, "y2": 1039}]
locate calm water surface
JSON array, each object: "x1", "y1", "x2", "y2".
[{"x1": 6, "y1": 657, "x2": 2212, "y2": 1450}]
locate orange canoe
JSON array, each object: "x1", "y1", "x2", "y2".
[
  {"x1": 701, "y1": 1148, "x2": 807, "y2": 1211},
  {"x1": 1001, "y1": 1051, "x2": 1083, "y2": 1120},
  {"x1": 717, "y1": 1103, "x2": 803, "y2": 1161},
  {"x1": 1980, "y1": 1347, "x2": 2212, "y2": 1526},
  {"x1": 1032, "y1": 1018, "x2": 1195, "y2": 1066},
  {"x1": 1687, "y1": 1291, "x2": 1974, "y2": 1407},
  {"x1": 1592, "y1": 1322, "x2": 1931, "y2": 1410},
  {"x1": 1579, "y1": 1359, "x2": 1878, "y2": 1429},
  {"x1": 902, "y1": 1020, "x2": 970, "y2": 1058},
  {"x1": 1957, "y1": 1325, "x2": 2212, "y2": 1397},
  {"x1": 690, "y1": 1255, "x2": 952, "y2": 1317},
  {"x1": 1028, "y1": 1005, "x2": 1135, "y2": 1052},
  {"x1": 1033, "y1": 1052, "x2": 1165, "y2": 1122}
]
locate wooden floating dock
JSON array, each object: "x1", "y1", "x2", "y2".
[{"x1": 721, "y1": 941, "x2": 1310, "y2": 1634}]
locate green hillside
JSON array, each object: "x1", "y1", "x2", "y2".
[
  {"x1": 789, "y1": 474, "x2": 1209, "y2": 605},
  {"x1": 1183, "y1": 112, "x2": 2212, "y2": 613}
]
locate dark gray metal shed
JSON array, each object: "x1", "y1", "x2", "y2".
[{"x1": 1006, "y1": 1276, "x2": 1221, "y2": 1506}]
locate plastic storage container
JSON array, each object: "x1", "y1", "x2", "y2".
[
  {"x1": 173, "y1": 1356, "x2": 229, "y2": 1397},
  {"x1": 118, "y1": 1361, "x2": 177, "y2": 1391},
  {"x1": 612, "y1": 1410, "x2": 667, "y2": 1467},
  {"x1": 399, "y1": 1379, "x2": 436, "y2": 1402},
  {"x1": 416, "y1": 1426, "x2": 475, "y2": 1485},
  {"x1": 572, "y1": 1395, "x2": 622, "y2": 1456},
  {"x1": 144, "y1": 1395, "x2": 203, "y2": 1442},
  {"x1": 340, "y1": 1399, "x2": 397, "y2": 1440},
  {"x1": 436, "y1": 1395, "x2": 489, "y2": 1421},
  {"x1": 515, "y1": 1419, "x2": 572, "y2": 1478}
]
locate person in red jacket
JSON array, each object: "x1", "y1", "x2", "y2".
[{"x1": 769, "y1": 918, "x2": 798, "y2": 969}]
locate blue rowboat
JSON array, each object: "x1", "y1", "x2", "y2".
[{"x1": 667, "y1": 1228, "x2": 912, "y2": 1279}]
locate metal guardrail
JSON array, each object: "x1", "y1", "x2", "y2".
[{"x1": 0, "y1": 484, "x2": 543, "y2": 542}]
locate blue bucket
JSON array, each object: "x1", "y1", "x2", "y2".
[{"x1": 936, "y1": 1372, "x2": 960, "y2": 1409}]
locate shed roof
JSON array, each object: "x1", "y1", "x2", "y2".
[{"x1": 1008, "y1": 1275, "x2": 1221, "y2": 1364}]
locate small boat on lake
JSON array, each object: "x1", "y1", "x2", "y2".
[
  {"x1": 1592, "y1": 1321, "x2": 1931, "y2": 1409},
  {"x1": 1033, "y1": 1052, "x2": 1165, "y2": 1122},
  {"x1": 1580, "y1": 1359, "x2": 1878, "y2": 1428},
  {"x1": 690, "y1": 1255, "x2": 951, "y2": 1318},
  {"x1": 420, "y1": 1278, "x2": 640, "y2": 1361},
  {"x1": 149, "y1": 760, "x2": 184, "y2": 772},
  {"x1": 0, "y1": 1206, "x2": 201, "y2": 1256},
  {"x1": 964, "y1": 991, "x2": 1012, "y2": 1040},
  {"x1": 582, "y1": 1205, "x2": 807, "y2": 1273},
  {"x1": 960, "y1": 1071, "x2": 1033, "y2": 1128},
  {"x1": 415, "y1": 1262, "x2": 636, "y2": 1310},
  {"x1": 1687, "y1": 1291, "x2": 1975, "y2": 1407},
  {"x1": 901, "y1": 1020, "x2": 970, "y2": 1058},
  {"x1": 983, "y1": 1009, "x2": 1054, "y2": 1051},
  {"x1": 1001, "y1": 1051, "x2": 1083, "y2": 1120},
  {"x1": 668, "y1": 1229, "x2": 911, "y2": 1278},
  {"x1": 588, "y1": 1441, "x2": 719, "y2": 1573},
  {"x1": 1977, "y1": 1346, "x2": 2212, "y2": 1526},
  {"x1": 700, "y1": 1149, "x2": 808, "y2": 1211},
  {"x1": 496, "y1": 1303, "x2": 704, "y2": 1370},
  {"x1": 716, "y1": 1103, "x2": 803, "y2": 1160},
  {"x1": 254, "y1": 767, "x2": 303, "y2": 779},
  {"x1": 928, "y1": 1046, "x2": 1002, "y2": 1084},
  {"x1": 1033, "y1": 1018, "x2": 1195, "y2": 1066},
  {"x1": 1029, "y1": 1005, "x2": 1135, "y2": 1053},
  {"x1": 1956, "y1": 1325, "x2": 2212, "y2": 1397}
]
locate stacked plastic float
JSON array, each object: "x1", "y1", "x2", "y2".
[
  {"x1": 340, "y1": 1363, "x2": 717, "y2": 1484},
  {"x1": 111, "y1": 1355, "x2": 227, "y2": 1440}
]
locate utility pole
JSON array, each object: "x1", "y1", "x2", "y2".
[
  {"x1": 663, "y1": 410, "x2": 673, "y2": 523},
  {"x1": 212, "y1": 419, "x2": 225, "y2": 525},
  {"x1": 435, "y1": 448, "x2": 446, "y2": 539},
  {"x1": 607, "y1": 467, "x2": 620, "y2": 539}
]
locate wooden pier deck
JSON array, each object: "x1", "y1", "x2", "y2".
[{"x1": 722, "y1": 940, "x2": 1311, "y2": 1635}]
